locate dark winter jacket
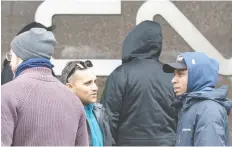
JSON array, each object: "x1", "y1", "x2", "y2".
[
  {"x1": 87, "y1": 103, "x2": 114, "y2": 146},
  {"x1": 100, "y1": 20, "x2": 178, "y2": 146},
  {"x1": 1, "y1": 59, "x2": 14, "y2": 85},
  {"x1": 173, "y1": 52, "x2": 232, "y2": 146}
]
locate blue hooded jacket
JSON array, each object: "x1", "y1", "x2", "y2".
[{"x1": 173, "y1": 52, "x2": 232, "y2": 146}]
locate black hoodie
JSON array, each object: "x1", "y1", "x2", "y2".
[{"x1": 100, "y1": 20, "x2": 178, "y2": 146}]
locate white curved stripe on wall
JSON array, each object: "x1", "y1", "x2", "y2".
[{"x1": 35, "y1": 0, "x2": 232, "y2": 76}]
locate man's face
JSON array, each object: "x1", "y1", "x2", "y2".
[
  {"x1": 172, "y1": 69, "x2": 188, "y2": 96},
  {"x1": 9, "y1": 50, "x2": 22, "y2": 74},
  {"x1": 68, "y1": 68, "x2": 98, "y2": 105}
]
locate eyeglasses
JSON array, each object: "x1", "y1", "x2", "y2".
[
  {"x1": 66, "y1": 60, "x2": 93, "y2": 83},
  {"x1": 6, "y1": 52, "x2": 12, "y2": 61}
]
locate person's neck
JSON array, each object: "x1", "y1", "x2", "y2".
[{"x1": 83, "y1": 103, "x2": 91, "y2": 106}]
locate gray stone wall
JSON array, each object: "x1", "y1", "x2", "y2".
[{"x1": 2, "y1": 1, "x2": 232, "y2": 144}]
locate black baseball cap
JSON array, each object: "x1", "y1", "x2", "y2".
[{"x1": 163, "y1": 55, "x2": 187, "y2": 73}]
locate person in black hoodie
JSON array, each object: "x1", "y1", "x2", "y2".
[
  {"x1": 100, "y1": 20, "x2": 178, "y2": 146},
  {"x1": 1, "y1": 22, "x2": 54, "y2": 85}
]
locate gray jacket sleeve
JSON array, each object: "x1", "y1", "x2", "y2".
[
  {"x1": 194, "y1": 106, "x2": 227, "y2": 146},
  {"x1": 100, "y1": 68, "x2": 125, "y2": 144}
]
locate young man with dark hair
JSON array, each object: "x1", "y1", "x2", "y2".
[
  {"x1": 163, "y1": 52, "x2": 232, "y2": 146},
  {"x1": 61, "y1": 60, "x2": 113, "y2": 146}
]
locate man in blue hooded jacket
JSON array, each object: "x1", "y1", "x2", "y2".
[{"x1": 163, "y1": 52, "x2": 232, "y2": 146}]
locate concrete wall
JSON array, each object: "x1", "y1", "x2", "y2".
[{"x1": 2, "y1": 1, "x2": 232, "y2": 144}]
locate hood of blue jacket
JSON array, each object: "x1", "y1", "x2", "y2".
[
  {"x1": 172, "y1": 85, "x2": 232, "y2": 115},
  {"x1": 181, "y1": 52, "x2": 219, "y2": 92},
  {"x1": 186, "y1": 86, "x2": 231, "y2": 114},
  {"x1": 172, "y1": 52, "x2": 232, "y2": 114}
]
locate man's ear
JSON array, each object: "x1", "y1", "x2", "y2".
[
  {"x1": 66, "y1": 83, "x2": 77, "y2": 93},
  {"x1": 66, "y1": 83, "x2": 73, "y2": 89},
  {"x1": 16, "y1": 57, "x2": 23, "y2": 66}
]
